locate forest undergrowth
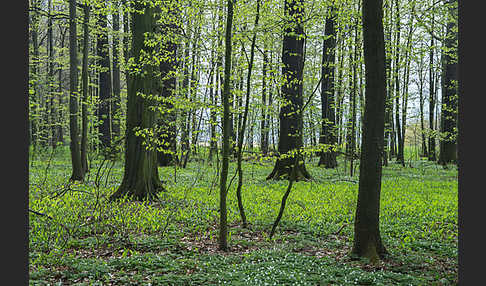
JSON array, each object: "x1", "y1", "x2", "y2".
[{"x1": 29, "y1": 147, "x2": 458, "y2": 285}]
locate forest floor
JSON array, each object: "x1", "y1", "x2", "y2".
[{"x1": 29, "y1": 148, "x2": 458, "y2": 285}]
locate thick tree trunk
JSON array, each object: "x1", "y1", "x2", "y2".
[
  {"x1": 438, "y1": 0, "x2": 458, "y2": 165},
  {"x1": 352, "y1": 0, "x2": 388, "y2": 262},
  {"x1": 317, "y1": 5, "x2": 338, "y2": 169},
  {"x1": 69, "y1": 0, "x2": 85, "y2": 181},
  {"x1": 267, "y1": 0, "x2": 311, "y2": 181},
  {"x1": 110, "y1": 0, "x2": 164, "y2": 201}
]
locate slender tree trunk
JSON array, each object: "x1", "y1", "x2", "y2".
[
  {"x1": 69, "y1": 0, "x2": 85, "y2": 181},
  {"x1": 208, "y1": 47, "x2": 218, "y2": 161},
  {"x1": 417, "y1": 43, "x2": 427, "y2": 158},
  {"x1": 393, "y1": 0, "x2": 404, "y2": 165},
  {"x1": 428, "y1": 6, "x2": 436, "y2": 161},
  {"x1": 349, "y1": 12, "x2": 360, "y2": 176},
  {"x1": 318, "y1": 4, "x2": 338, "y2": 168},
  {"x1": 112, "y1": 0, "x2": 122, "y2": 139},
  {"x1": 30, "y1": 0, "x2": 40, "y2": 150},
  {"x1": 81, "y1": 4, "x2": 90, "y2": 174},
  {"x1": 336, "y1": 40, "x2": 345, "y2": 147},
  {"x1": 352, "y1": 0, "x2": 388, "y2": 262},
  {"x1": 180, "y1": 27, "x2": 191, "y2": 167},
  {"x1": 57, "y1": 29, "x2": 67, "y2": 146},
  {"x1": 400, "y1": 12, "x2": 414, "y2": 164},
  {"x1": 268, "y1": 51, "x2": 275, "y2": 152},
  {"x1": 47, "y1": 0, "x2": 57, "y2": 149},
  {"x1": 261, "y1": 48, "x2": 269, "y2": 156},
  {"x1": 383, "y1": 0, "x2": 393, "y2": 166},
  {"x1": 236, "y1": 0, "x2": 260, "y2": 228},
  {"x1": 157, "y1": 2, "x2": 179, "y2": 167},
  {"x1": 219, "y1": 0, "x2": 234, "y2": 252}
]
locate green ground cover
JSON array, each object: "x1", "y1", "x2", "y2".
[{"x1": 29, "y1": 148, "x2": 458, "y2": 285}]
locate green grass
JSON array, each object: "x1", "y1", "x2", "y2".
[{"x1": 29, "y1": 147, "x2": 458, "y2": 285}]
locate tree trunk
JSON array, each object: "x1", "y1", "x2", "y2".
[
  {"x1": 438, "y1": 0, "x2": 458, "y2": 165},
  {"x1": 157, "y1": 2, "x2": 179, "y2": 167},
  {"x1": 383, "y1": 0, "x2": 393, "y2": 166},
  {"x1": 393, "y1": 0, "x2": 404, "y2": 166},
  {"x1": 418, "y1": 44, "x2": 428, "y2": 158},
  {"x1": 261, "y1": 48, "x2": 269, "y2": 156},
  {"x1": 81, "y1": 4, "x2": 90, "y2": 174},
  {"x1": 180, "y1": 27, "x2": 191, "y2": 167},
  {"x1": 236, "y1": 0, "x2": 260, "y2": 228},
  {"x1": 110, "y1": 0, "x2": 164, "y2": 201},
  {"x1": 352, "y1": 0, "x2": 388, "y2": 262},
  {"x1": 219, "y1": 0, "x2": 234, "y2": 252},
  {"x1": 208, "y1": 47, "x2": 218, "y2": 161},
  {"x1": 400, "y1": 12, "x2": 414, "y2": 164},
  {"x1": 57, "y1": 28, "x2": 67, "y2": 146},
  {"x1": 69, "y1": 0, "x2": 85, "y2": 181},
  {"x1": 267, "y1": 0, "x2": 311, "y2": 181},
  {"x1": 30, "y1": 0, "x2": 40, "y2": 149},
  {"x1": 349, "y1": 13, "x2": 360, "y2": 176},
  {"x1": 317, "y1": 5, "x2": 338, "y2": 169},
  {"x1": 47, "y1": 0, "x2": 57, "y2": 149},
  {"x1": 428, "y1": 6, "x2": 436, "y2": 161},
  {"x1": 97, "y1": 5, "x2": 113, "y2": 150},
  {"x1": 112, "y1": 0, "x2": 122, "y2": 139}
]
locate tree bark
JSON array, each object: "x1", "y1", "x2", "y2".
[
  {"x1": 351, "y1": 0, "x2": 388, "y2": 262},
  {"x1": 112, "y1": 0, "x2": 122, "y2": 139},
  {"x1": 81, "y1": 4, "x2": 90, "y2": 174},
  {"x1": 47, "y1": 0, "x2": 57, "y2": 149},
  {"x1": 97, "y1": 3, "x2": 113, "y2": 150},
  {"x1": 261, "y1": 48, "x2": 269, "y2": 156},
  {"x1": 383, "y1": 0, "x2": 393, "y2": 166},
  {"x1": 317, "y1": 4, "x2": 338, "y2": 169},
  {"x1": 438, "y1": 0, "x2": 458, "y2": 165},
  {"x1": 219, "y1": 0, "x2": 234, "y2": 252},
  {"x1": 267, "y1": 0, "x2": 311, "y2": 181},
  {"x1": 110, "y1": 0, "x2": 164, "y2": 201},
  {"x1": 393, "y1": 0, "x2": 404, "y2": 166},
  {"x1": 69, "y1": 0, "x2": 85, "y2": 181}
]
